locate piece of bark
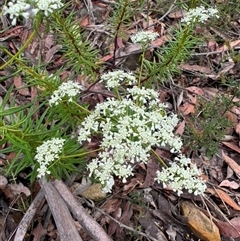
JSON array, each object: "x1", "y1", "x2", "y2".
[
  {"x1": 40, "y1": 178, "x2": 83, "y2": 241},
  {"x1": 13, "y1": 189, "x2": 45, "y2": 241},
  {"x1": 53, "y1": 179, "x2": 113, "y2": 241}
]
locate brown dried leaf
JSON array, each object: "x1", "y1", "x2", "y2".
[
  {"x1": 216, "y1": 218, "x2": 240, "y2": 238},
  {"x1": 236, "y1": 123, "x2": 240, "y2": 136},
  {"x1": 219, "y1": 180, "x2": 239, "y2": 189},
  {"x1": 151, "y1": 35, "x2": 170, "y2": 48},
  {"x1": 179, "y1": 103, "x2": 195, "y2": 115},
  {"x1": 122, "y1": 173, "x2": 144, "y2": 195},
  {"x1": 186, "y1": 86, "x2": 204, "y2": 96},
  {"x1": 222, "y1": 151, "x2": 240, "y2": 177},
  {"x1": 208, "y1": 187, "x2": 240, "y2": 211},
  {"x1": 180, "y1": 64, "x2": 213, "y2": 74},
  {"x1": 139, "y1": 211, "x2": 168, "y2": 241},
  {"x1": 215, "y1": 188, "x2": 240, "y2": 211},
  {"x1": 32, "y1": 220, "x2": 47, "y2": 241},
  {"x1": 14, "y1": 76, "x2": 30, "y2": 96},
  {"x1": 4, "y1": 182, "x2": 31, "y2": 198},
  {"x1": 102, "y1": 198, "x2": 122, "y2": 214},
  {"x1": 216, "y1": 39, "x2": 240, "y2": 52},
  {"x1": 222, "y1": 142, "x2": 240, "y2": 154},
  {"x1": 180, "y1": 201, "x2": 221, "y2": 241},
  {"x1": 140, "y1": 158, "x2": 159, "y2": 188},
  {"x1": 168, "y1": 9, "x2": 186, "y2": 19},
  {"x1": 175, "y1": 120, "x2": 185, "y2": 135}
]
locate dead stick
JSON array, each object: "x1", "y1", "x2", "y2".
[
  {"x1": 53, "y1": 179, "x2": 113, "y2": 241},
  {"x1": 40, "y1": 178, "x2": 83, "y2": 241},
  {"x1": 12, "y1": 189, "x2": 45, "y2": 241}
]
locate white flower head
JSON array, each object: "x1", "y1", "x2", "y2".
[
  {"x1": 49, "y1": 80, "x2": 84, "y2": 106},
  {"x1": 181, "y1": 6, "x2": 219, "y2": 25},
  {"x1": 100, "y1": 70, "x2": 137, "y2": 90},
  {"x1": 155, "y1": 155, "x2": 206, "y2": 195},
  {"x1": 3, "y1": 0, "x2": 32, "y2": 25},
  {"x1": 130, "y1": 31, "x2": 159, "y2": 44},
  {"x1": 33, "y1": 0, "x2": 63, "y2": 16},
  {"x1": 3, "y1": 0, "x2": 63, "y2": 25},
  {"x1": 34, "y1": 138, "x2": 65, "y2": 178},
  {"x1": 78, "y1": 87, "x2": 184, "y2": 192}
]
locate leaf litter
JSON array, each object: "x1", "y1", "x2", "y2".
[{"x1": 1, "y1": 0, "x2": 240, "y2": 240}]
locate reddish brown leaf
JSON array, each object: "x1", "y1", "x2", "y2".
[
  {"x1": 102, "y1": 198, "x2": 122, "y2": 214},
  {"x1": 216, "y1": 219, "x2": 240, "y2": 238},
  {"x1": 207, "y1": 187, "x2": 240, "y2": 211},
  {"x1": 175, "y1": 120, "x2": 185, "y2": 135},
  {"x1": 222, "y1": 142, "x2": 240, "y2": 154},
  {"x1": 14, "y1": 76, "x2": 30, "y2": 96},
  {"x1": 168, "y1": 10, "x2": 186, "y2": 19},
  {"x1": 219, "y1": 180, "x2": 239, "y2": 189},
  {"x1": 140, "y1": 158, "x2": 159, "y2": 188},
  {"x1": 32, "y1": 221, "x2": 47, "y2": 241},
  {"x1": 180, "y1": 201, "x2": 221, "y2": 241},
  {"x1": 151, "y1": 35, "x2": 170, "y2": 48},
  {"x1": 222, "y1": 151, "x2": 240, "y2": 177},
  {"x1": 179, "y1": 103, "x2": 195, "y2": 115},
  {"x1": 180, "y1": 64, "x2": 213, "y2": 74},
  {"x1": 216, "y1": 39, "x2": 240, "y2": 52}
]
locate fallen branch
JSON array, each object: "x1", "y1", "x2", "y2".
[
  {"x1": 13, "y1": 189, "x2": 45, "y2": 241},
  {"x1": 40, "y1": 178, "x2": 83, "y2": 241},
  {"x1": 53, "y1": 179, "x2": 113, "y2": 241}
]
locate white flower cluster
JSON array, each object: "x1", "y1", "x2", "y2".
[
  {"x1": 34, "y1": 138, "x2": 65, "y2": 178},
  {"x1": 49, "y1": 81, "x2": 84, "y2": 106},
  {"x1": 100, "y1": 70, "x2": 137, "y2": 90},
  {"x1": 181, "y1": 6, "x2": 219, "y2": 25},
  {"x1": 3, "y1": 0, "x2": 63, "y2": 25},
  {"x1": 156, "y1": 155, "x2": 206, "y2": 195},
  {"x1": 130, "y1": 31, "x2": 159, "y2": 44},
  {"x1": 78, "y1": 86, "x2": 183, "y2": 192}
]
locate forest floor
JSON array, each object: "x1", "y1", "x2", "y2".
[{"x1": 1, "y1": 0, "x2": 240, "y2": 241}]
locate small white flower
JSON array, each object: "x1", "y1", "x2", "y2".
[
  {"x1": 3, "y1": 0, "x2": 32, "y2": 25},
  {"x1": 3, "y1": 0, "x2": 63, "y2": 25},
  {"x1": 102, "y1": 176, "x2": 115, "y2": 193},
  {"x1": 130, "y1": 31, "x2": 159, "y2": 44},
  {"x1": 181, "y1": 6, "x2": 219, "y2": 25},
  {"x1": 34, "y1": 138, "x2": 65, "y2": 178},
  {"x1": 49, "y1": 81, "x2": 84, "y2": 106},
  {"x1": 155, "y1": 155, "x2": 206, "y2": 195},
  {"x1": 100, "y1": 70, "x2": 137, "y2": 90},
  {"x1": 33, "y1": 0, "x2": 63, "y2": 16},
  {"x1": 79, "y1": 86, "x2": 185, "y2": 193}
]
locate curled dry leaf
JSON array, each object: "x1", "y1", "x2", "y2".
[
  {"x1": 14, "y1": 76, "x2": 30, "y2": 96},
  {"x1": 222, "y1": 151, "x2": 240, "y2": 177},
  {"x1": 180, "y1": 201, "x2": 221, "y2": 241},
  {"x1": 3, "y1": 182, "x2": 31, "y2": 199},
  {"x1": 219, "y1": 180, "x2": 239, "y2": 189},
  {"x1": 207, "y1": 187, "x2": 240, "y2": 211},
  {"x1": 216, "y1": 217, "x2": 240, "y2": 238},
  {"x1": 222, "y1": 142, "x2": 240, "y2": 155}
]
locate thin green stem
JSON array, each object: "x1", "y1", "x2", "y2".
[
  {"x1": 0, "y1": 30, "x2": 37, "y2": 70},
  {"x1": 72, "y1": 101, "x2": 92, "y2": 115},
  {"x1": 61, "y1": 148, "x2": 102, "y2": 159},
  {"x1": 150, "y1": 148, "x2": 168, "y2": 168}
]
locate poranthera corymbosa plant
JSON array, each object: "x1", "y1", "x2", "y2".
[
  {"x1": 141, "y1": 5, "x2": 219, "y2": 83},
  {"x1": 1, "y1": 1, "x2": 219, "y2": 196},
  {"x1": 76, "y1": 71, "x2": 206, "y2": 195}
]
